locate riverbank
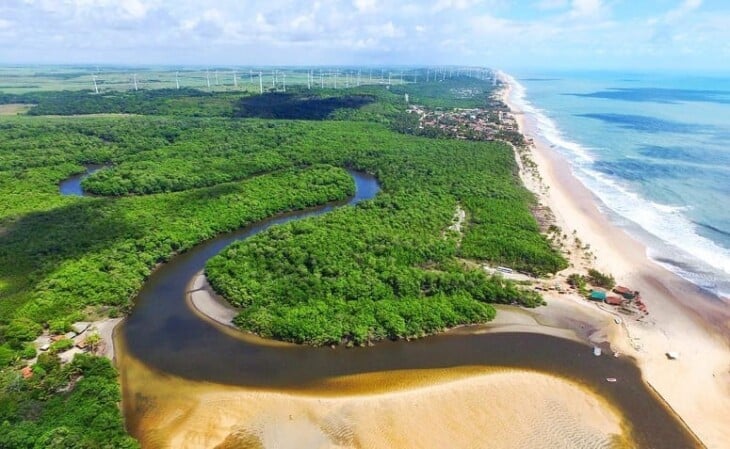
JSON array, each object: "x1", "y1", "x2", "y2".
[
  {"x1": 498, "y1": 71, "x2": 730, "y2": 448},
  {"x1": 188, "y1": 271, "x2": 238, "y2": 328}
]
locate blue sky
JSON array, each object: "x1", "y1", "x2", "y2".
[{"x1": 1, "y1": 0, "x2": 729, "y2": 71}]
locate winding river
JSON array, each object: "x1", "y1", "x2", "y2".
[{"x1": 63, "y1": 168, "x2": 701, "y2": 448}]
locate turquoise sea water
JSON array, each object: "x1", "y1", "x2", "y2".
[{"x1": 507, "y1": 71, "x2": 730, "y2": 300}]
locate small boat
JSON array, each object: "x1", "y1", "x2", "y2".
[
  {"x1": 593, "y1": 346, "x2": 602, "y2": 356},
  {"x1": 606, "y1": 377, "x2": 617, "y2": 383}
]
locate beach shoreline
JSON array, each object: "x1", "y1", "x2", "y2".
[{"x1": 498, "y1": 70, "x2": 730, "y2": 448}]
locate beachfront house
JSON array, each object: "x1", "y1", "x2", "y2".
[
  {"x1": 606, "y1": 296, "x2": 625, "y2": 306},
  {"x1": 589, "y1": 290, "x2": 607, "y2": 302},
  {"x1": 613, "y1": 285, "x2": 636, "y2": 299}
]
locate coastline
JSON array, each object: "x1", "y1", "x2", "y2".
[{"x1": 498, "y1": 71, "x2": 730, "y2": 448}]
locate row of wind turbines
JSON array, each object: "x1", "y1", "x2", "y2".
[{"x1": 89, "y1": 67, "x2": 496, "y2": 94}]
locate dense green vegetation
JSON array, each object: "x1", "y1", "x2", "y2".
[
  {"x1": 0, "y1": 354, "x2": 138, "y2": 448},
  {"x1": 1, "y1": 88, "x2": 239, "y2": 117},
  {"x1": 1, "y1": 73, "x2": 565, "y2": 443},
  {"x1": 0, "y1": 78, "x2": 566, "y2": 349},
  {"x1": 233, "y1": 93, "x2": 375, "y2": 120},
  {"x1": 0, "y1": 163, "x2": 352, "y2": 340}
]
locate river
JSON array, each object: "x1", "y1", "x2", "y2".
[{"x1": 63, "y1": 168, "x2": 701, "y2": 448}]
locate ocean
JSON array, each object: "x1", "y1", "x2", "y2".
[{"x1": 507, "y1": 70, "x2": 730, "y2": 301}]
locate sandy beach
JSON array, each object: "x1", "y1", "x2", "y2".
[{"x1": 498, "y1": 71, "x2": 730, "y2": 448}]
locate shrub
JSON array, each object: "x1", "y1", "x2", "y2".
[
  {"x1": 48, "y1": 339, "x2": 73, "y2": 355},
  {"x1": 3, "y1": 319, "x2": 42, "y2": 347},
  {"x1": 587, "y1": 269, "x2": 616, "y2": 289},
  {"x1": 567, "y1": 273, "x2": 587, "y2": 290}
]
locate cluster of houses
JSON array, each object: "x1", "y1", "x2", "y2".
[
  {"x1": 20, "y1": 322, "x2": 102, "y2": 379},
  {"x1": 407, "y1": 104, "x2": 517, "y2": 141},
  {"x1": 589, "y1": 285, "x2": 648, "y2": 315}
]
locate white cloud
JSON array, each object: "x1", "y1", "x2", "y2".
[
  {"x1": 536, "y1": 0, "x2": 568, "y2": 10},
  {"x1": 1, "y1": 0, "x2": 728, "y2": 69},
  {"x1": 663, "y1": 0, "x2": 702, "y2": 23},
  {"x1": 432, "y1": 0, "x2": 481, "y2": 13},
  {"x1": 353, "y1": 0, "x2": 378, "y2": 13},
  {"x1": 119, "y1": 0, "x2": 149, "y2": 20},
  {"x1": 369, "y1": 21, "x2": 404, "y2": 38},
  {"x1": 569, "y1": 0, "x2": 603, "y2": 19}
]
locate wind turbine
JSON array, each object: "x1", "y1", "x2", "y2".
[
  {"x1": 307, "y1": 70, "x2": 311, "y2": 89},
  {"x1": 233, "y1": 70, "x2": 238, "y2": 88},
  {"x1": 133, "y1": 73, "x2": 138, "y2": 91},
  {"x1": 283, "y1": 73, "x2": 286, "y2": 92},
  {"x1": 259, "y1": 71, "x2": 263, "y2": 94},
  {"x1": 175, "y1": 71, "x2": 180, "y2": 90},
  {"x1": 206, "y1": 69, "x2": 211, "y2": 89},
  {"x1": 320, "y1": 70, "x2": 324, "y2": 88},
  {"x1": 91, "y1": 74, "x2": 99, "y2": 94},
  {"x1": 215, "y1": 70, "x2": 219, "y2": 86}
]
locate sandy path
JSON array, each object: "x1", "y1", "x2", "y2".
[{"x1": 498, "y1": 71, "x2": 730, "y2": 448}]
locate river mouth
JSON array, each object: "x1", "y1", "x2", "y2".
[{"x1": 106, "y1": 169, "x2": 701, "y2": 448}]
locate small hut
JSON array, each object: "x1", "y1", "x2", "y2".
[
  {"x1": 589, "y1": 290, "x2": 607, "y2": 301},
  {"x1": 613, "y1": 286, "x2": 636, "y2": 299},
  {"x1": 606, "y1": 295, "x2": 625, "y2": 306}
]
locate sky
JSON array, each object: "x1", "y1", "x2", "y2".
[{"x1": 1, "y1": 0, "x2": 729, "y2": 71}]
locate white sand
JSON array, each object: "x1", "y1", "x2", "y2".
[
  {"x1": 498, "y1": 71, "x2": 730, "y2": 449},
  {"x1": 187, "y1": 271, "x2": 238, "y2": 327}
]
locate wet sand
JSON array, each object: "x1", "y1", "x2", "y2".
[{"x1": 499, "y1": 71, "x2": 730, "y2": 448}]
